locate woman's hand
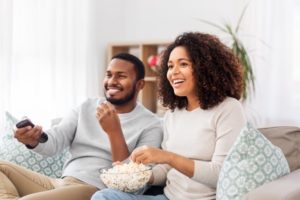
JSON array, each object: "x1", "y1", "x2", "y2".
[
  {"x1": 131, "y1": 146, "x2": 172, "y2": 165},
  {"x1": 132, "y1": 146, "x2": 195, "y2": 178}
]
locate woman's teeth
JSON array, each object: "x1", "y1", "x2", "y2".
[{"x1": 173, "y1": 79, "x2": 184, "y2": 84}]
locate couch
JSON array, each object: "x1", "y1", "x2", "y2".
[
  {"x1": 242, "y1": 126, "x2": 300, "y2": 200},
  {"x1": 1, "y1": 112, "x2": 300, "y2": 199},
  {"x1": 145, "y1": 126, "x2": 300, "y2": 199}
]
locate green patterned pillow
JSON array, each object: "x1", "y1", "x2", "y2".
[
  {"x1": 0, "y1": 112, "x2": 69, "y2": 178},
  {"x1": 216, "y1": 123, "x2": 290, "y2": 200}
]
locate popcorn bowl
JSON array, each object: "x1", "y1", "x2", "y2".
[{"x1": 99, "y1": 162, "x2": 152, "y2": 193}]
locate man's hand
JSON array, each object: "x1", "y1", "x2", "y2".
[
  {"x1": 96, "y1": 101, "x2": 129, "y2": 161},
  {"x1": 14, "y1": 125, "x2": 42, "y2": 148},
  {"x1": 96, "y1": 101, "x2": 122, "y2": 135}
]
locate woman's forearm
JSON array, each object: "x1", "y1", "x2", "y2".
[{"x1": 166, "y1": 151, "x2": 195, "y2": 178}]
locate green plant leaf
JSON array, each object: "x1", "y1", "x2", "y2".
[
  {"x1": 195, "y1": 18, "x2": 228, "y2": 33},
  {"x1": 236, "y1": 2, "x2": 250, "y2": 33},
  {"x1": 196, "y1": 3, "x2": 255, "y2": 100}
]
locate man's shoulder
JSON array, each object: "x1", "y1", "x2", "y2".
[
  {"x1": 80, "y1": 97, "x2": 103, "y2": 107},
  {"x1": 136, "y1": 103, "x2": 159, "y2": 118},
  {"x1": 133, "y1": 103, "x2": 162, "y2": 124}
]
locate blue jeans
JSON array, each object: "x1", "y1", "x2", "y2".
[{"x1": 91, "y1": 189, "x2": 168, "y2": 200}]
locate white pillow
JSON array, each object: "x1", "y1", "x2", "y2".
[
  {"x1": 216, "y1": 123, "x2": 290, "y2": 200},
  {"x1": 0, "y1": 111, "x2": 69, "y2": 178}
]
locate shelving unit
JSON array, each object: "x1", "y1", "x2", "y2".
[{"x1": 107, "y1": 41, "x2": 170, "y2": 115}]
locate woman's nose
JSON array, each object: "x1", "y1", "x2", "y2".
[{"x1": 171, "y1": 65, "x2": 180, "y2": 74}]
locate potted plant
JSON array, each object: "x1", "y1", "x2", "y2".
[{"x1": 197, "y1": 4, "x2": 255, "y2": 100}]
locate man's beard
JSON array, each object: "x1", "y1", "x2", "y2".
[{"x1": 104, "y1": 86, "x2": 136, "y2": 106}]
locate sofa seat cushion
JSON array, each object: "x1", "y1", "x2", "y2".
[
  {"x1": 258, "y1": 126, "x2": 300, "y2": 172},
  {"x1": 216, "y1": 123, "x2": 290, "y2": 200},
  {"x1": 242, "y1": 168, "x2": 300, "y2": 200}
]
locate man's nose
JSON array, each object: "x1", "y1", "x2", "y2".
[{"x1": 107, "y1": 76, "x2": 118, "y2": 85}]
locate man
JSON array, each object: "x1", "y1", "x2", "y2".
[{"x1": 0, "y1": 53, "x2": 163, "y2": 200}]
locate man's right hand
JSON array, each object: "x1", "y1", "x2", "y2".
[
  {"x1": 14, "y1": 125, "x2": 42, "y2": 148},
  {"x1": 96, "y1": 101, "x2": 129, "y2": 161},
  {"x1": 96, "y1": 101, "x2": 122, "y2": 136}
]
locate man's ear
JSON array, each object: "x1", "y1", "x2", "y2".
[{"x1": 136, "y1": 79, "x2": 145, "y2": 91}]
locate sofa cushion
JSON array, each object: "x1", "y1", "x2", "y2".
[
  {"x1": 258, "y1": 126, "x2": 300, "y2": 172},
  {"x1": 216, "y1": 123, "x2": 290, "y2": 200},
  {"x1": 0, "y1": 112, "x2": 69, "y2": 178},
  {"x1": 242, "y1": 169, "x2": 300, "y2": 200}
]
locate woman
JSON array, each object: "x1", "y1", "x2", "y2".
[{"x1": 91, "y1": 32, "x2": 247, "y2": 200}]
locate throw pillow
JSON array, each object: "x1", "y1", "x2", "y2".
[
  {"x1": 0, "y1": 111, "x2": 69, "y2": 178},
  {"x1": 216, "y1": 123, "x2": 290, "y2": 200}
]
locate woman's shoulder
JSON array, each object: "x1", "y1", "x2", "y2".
[
  {"x1": 212, "y1": 97, "x2": 244, "y2": 116},
  {"x1": 219, "y1": 97, "x2": 242, "y2": 108}
]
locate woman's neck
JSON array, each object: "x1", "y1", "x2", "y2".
[{"x1": 186, "y1": 95, "x2": 200, "y2": 111}]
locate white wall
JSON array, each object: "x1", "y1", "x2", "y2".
[
  {"x1": 1, "y1": 0, "x2": 298, "y2": 127},
  {"x1": 91, "y1": 0, "x2": 248, "y2": 95},
  {"x1": 86, "y1": 0, "x2": 300, "y2": 127}
]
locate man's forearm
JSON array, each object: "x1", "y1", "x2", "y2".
[{"x1": 108, "y1": 131, "x2": 129, "y2": 162}]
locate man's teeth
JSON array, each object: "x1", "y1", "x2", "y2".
[
  {"x1": 108, "y1": 88, "x2": 120, "y2": 92},
  {"x1": 107, "y1": 88, "x2": 120, "y2": 95}
]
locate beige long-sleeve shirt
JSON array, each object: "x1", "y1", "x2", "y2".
[{"x1": 152, "y1": 97, "x2": 247, "y2": 200}]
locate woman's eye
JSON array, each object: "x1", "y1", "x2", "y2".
[
  {"x1": 180, "y1": 62, "x2": 189, "y2": 67},
  {"x1": 167, "y1": 65, "x2": 173, "y2": 69}
]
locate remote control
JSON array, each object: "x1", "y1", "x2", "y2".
[{"x1": 16, "y1": 119, "x2": 48, "y2": 143}]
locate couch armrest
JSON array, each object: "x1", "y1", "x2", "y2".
[{"x1": 242, "y1": 169, "x2": 300, "y2": 200}]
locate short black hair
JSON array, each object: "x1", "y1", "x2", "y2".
[{"x1": 112, "y1": 53, "x2": 145, "y2": 80}]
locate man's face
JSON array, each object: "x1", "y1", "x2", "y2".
[{"x1": 103, "y1": 58, "x2": 138, "y2": 105}]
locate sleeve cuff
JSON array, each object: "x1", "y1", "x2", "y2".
[
  {"x1": 192, "y1": 160, "x2": 222, "y2": 188},
  {"x1": 152, "y1": 164, "x2": 170, "y2": 185},
  {"x1": 25, "y1": 144, "x2": 36, "y2": 149}
]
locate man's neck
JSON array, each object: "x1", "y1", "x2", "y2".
[{"x1": 114, "y1": 102, "x2": 137, "y2": 114}]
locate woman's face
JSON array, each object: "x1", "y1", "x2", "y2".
[{"x1": 167, "y1": 46, "x2": 196, "y2": 98}]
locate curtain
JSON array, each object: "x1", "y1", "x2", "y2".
[
  {"x1": 0, "y1": 0, "x2": 100, "y2": 127},
  {"x1": 245, "y1": 0, "x2": 300, "y2": 127}
]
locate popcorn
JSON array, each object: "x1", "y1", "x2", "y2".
[{"x1": 100, "y1": 161, "x2": 152, "y2": 193}]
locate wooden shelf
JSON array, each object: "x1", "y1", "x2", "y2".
[{"x1": 108, "y1": 41, "x2": 170, "y2": 113}]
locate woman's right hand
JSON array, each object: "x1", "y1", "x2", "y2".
[{"x1": 131, "y1": 145, "x2": 172, "y2": 165}]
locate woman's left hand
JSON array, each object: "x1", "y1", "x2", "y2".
[{"x1": 131, "y1": 146, "x2": 171, "y2": 165}]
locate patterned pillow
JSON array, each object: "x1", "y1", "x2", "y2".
[
  {"x1": 0, "y1": 112, "x2": 69, "y2": 178},
  {"x1": 216, "y1": 123, "x2": 290, "y2": 200}
]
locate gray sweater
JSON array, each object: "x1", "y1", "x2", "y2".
[{"x1": 33, "y1": 98, "x2": 163, "y2": 189}]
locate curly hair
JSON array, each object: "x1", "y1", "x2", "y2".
[{"x1": 158, "y1": 32, "x2": 243, "y2": 110}]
